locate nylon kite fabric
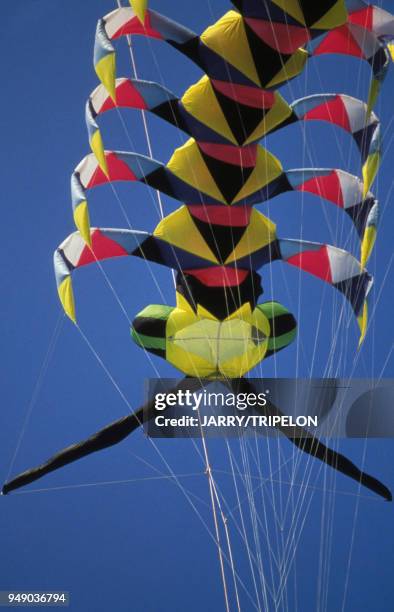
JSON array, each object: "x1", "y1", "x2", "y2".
[{"x1": 57, "y1": 0, "x2": 394, "y2": 377}]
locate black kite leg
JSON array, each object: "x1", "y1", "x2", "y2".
[
  {"x1": 2, "y1": 377, "x2": 203, "y2": 495},
  {"x1": 232, "y1": 379, "x2": 392, "y2": 502}
]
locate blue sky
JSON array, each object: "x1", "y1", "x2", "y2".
[{"x1": 1, "y1": 1, "x2": 394, "y2": 610}]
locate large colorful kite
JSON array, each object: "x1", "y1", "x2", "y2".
[{"x1": 3, "y1": 0, "x2": 394, "y2": 498}]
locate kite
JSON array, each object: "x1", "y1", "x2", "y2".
[{"x1": 3, "y1": 0, "x2": 394, "y2": 499}]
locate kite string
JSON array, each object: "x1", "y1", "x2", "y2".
[
  {"x1": 224, "y1": 439, "x2": 265, "y2": 610},
  {"x1": 3, "y1": 312, "x2": 65, "y2": 486},
  {"x1": 286, "y1": 14, "x2": 378, "y2": 599},
  {"x1": 252, "y1": 9, "x2": 378, "y2": 608},
  {"x1": 199, "y1": 419, "x2": 232, "y2": 612}
]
